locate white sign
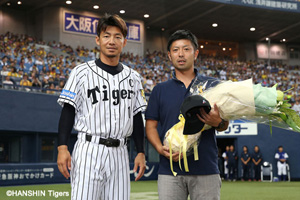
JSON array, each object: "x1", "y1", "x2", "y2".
[
  {"x1": 216, "y1": 122, "x2": 257, "y2": 136},
  {"x1": 257, "y1": 43, "x2": 287, "y2": 60}
]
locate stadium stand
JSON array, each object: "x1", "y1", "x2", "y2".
[{"x1": 1, "y1": 31, "x2": 299, "y2": 103}]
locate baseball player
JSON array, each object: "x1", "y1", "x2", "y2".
[
  {"x1": 57, "y1": 14, "x2": 147, "y2": 200},
  {"x1": 275, "y1": 146, "x2": 289, "y2": 181},
  {"x1": 222, "y1": 145, "x2": 229, "y2": 180}
]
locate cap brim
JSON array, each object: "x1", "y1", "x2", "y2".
[{"x1": 183, "y1": 120, "x2": 205, "y2": 135}]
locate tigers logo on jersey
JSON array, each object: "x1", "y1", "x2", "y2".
[{"x1": 87, "y1": 85, "x2": 135, "y2": 105}]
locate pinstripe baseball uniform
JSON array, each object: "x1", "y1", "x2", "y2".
[{"x1": 57, "y1": 59, "x2": 146, "y2": 200}]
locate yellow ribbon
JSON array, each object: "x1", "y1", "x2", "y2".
[
  {"x1": 168, "y1": 132, "x2": 177, "y2": 176},
  {"x1": 193, "y1": 141, "x2": 199, "y2": 161},
  {"x1": 168, "y1": 114, "x2": 206, "y2": 176},
  {"x1": 182, "y1": 135, "x2": 189, "y2": 172}
]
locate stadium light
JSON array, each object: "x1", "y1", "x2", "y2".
[
  {"x1": 144, "y1": 14, "x2": 150, "y2": 18},
  {"x1": 266, "y1": 37, "x2": 269, "y2": 41},
  {"x1": 161, "y1": 28, "x2": 165, "y2": 31},
  {"x1": 7, "y1": 2, "x2": 11, "y2": 6},
  {"x1": 200, "y1": 45, "x2": 204, "y2": 49},
  {"x1": 222, "y1": 48, "x2": 226, "y2": 51},
  {"x1": 120, "y1": 10, "x2": 125, "y2": 14},
  {"x1": 66, "y1": 1, "x2": 72, "y2": 5},
  {"x1": 17, "y1": 1, "x2": 22, "y2": 5},
  {"x1": 93, "y1": 5, "x2": 99, "y2": 9},
  {"x1": 212, "y1": 23, "x2": 218, "y2": 27},
  {"x1": 282, "y1": 39, "x2": 286, "y2": 42},
  {"x1": 250, "y1": 27, "x2": 256, "y2": 31}
]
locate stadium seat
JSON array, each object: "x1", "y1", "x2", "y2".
[{"x1": 261, "y1": 162, "x2": 273, "y2": 182}]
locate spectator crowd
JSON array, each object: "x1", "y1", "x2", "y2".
[{"x1": 1, "y1": 32, "x2": 300, "y2": 107}]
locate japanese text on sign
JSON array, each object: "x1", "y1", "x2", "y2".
[
  {"x1": 64, "y1": 12, "x2": 141, "y2": 41},
  {"x1": 64, "y1": 12, "x2": 98, "y2": 35},
  {"x1": 0, "y1": 168, "x2": 54, "y2": 181},
  {"x1": 216, "y1": 122, "x2": 258, "y2": 136}
]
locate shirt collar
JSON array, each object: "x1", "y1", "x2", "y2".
[{"x1": 171, "y1": 68, "x2": 199, "y2": 82}]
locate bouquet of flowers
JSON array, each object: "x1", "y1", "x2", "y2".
[{"x1": 164, "y1": 78, "x2": 300, "y2": 175}]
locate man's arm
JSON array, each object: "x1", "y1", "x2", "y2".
[
  {"x1": 146, "y1": 119, "x2": 181, "y2": 162},
  {"x1": 57, "y1": 103, "x2": 75, "y2": 179},
  {"x1": 131, "y1": 112, "x2": 146, "y2": 181}
]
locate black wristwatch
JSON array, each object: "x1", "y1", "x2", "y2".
[{"x1": 216, "y1": 118, "x2": 226, "y2": 129}]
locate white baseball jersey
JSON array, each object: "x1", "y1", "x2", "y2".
[
  {"x1": 57, "y1": 60, "x2": 147, "y2": 200},
  {"x1": 58, "y1": 60, "x2": 147, "y2": 139},
  {"x1": 275, "y1": 152, "x2": 289, "y2": 176}
]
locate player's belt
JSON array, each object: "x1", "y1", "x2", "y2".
[{"x1": 85, "y1": 135, "x2": 126, "y2": 147}]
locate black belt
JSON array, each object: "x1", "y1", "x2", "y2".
[{"x1": 85, "y1": 135, "x2": 125, "y2": 147}]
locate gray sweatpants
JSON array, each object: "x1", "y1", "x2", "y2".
[{"x1": 158, "y1": 174, "x2": 221, "y2": 200}]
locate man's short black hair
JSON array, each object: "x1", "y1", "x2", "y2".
[
  {"x1": 97, "y1": 13, "x2": 127, "y2": 38},
  {"x1": 167, "y1": 29, "x2": 198, "y2": 51}
]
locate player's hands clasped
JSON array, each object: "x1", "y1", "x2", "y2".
[
  {"x1": 57, "y1": 145, "x2": 72, "y2": 179},
  {"x1": 133, "y1": 153, "x2": 146, "y2": 181},
  {"x1": 160, "y1": 145, "x2": 182, "y2": 162}
]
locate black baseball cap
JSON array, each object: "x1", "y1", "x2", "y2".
[{"x1": 180, "y1": 95, "x2": 211, "y2": 135}]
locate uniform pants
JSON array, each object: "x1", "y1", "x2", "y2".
[
  {"x1": 70, "y1": 137, "x2": 130, "y2": 200},
  {"x1": 277, "y1": 161, "x2": 287, "y2": 176},
  {"x1": 158, "y1": 174, "x2": 221, "y2": 200},
  {"x1": 223, "y1": 161, "x2": 228, "y2": 179},
  {"x1": 253, "y1": 164, "x2": 261, "y2": 180},
  {"x1": 227, "y1": 162, "x2": 237, "y2": 180},
  {"x1": 242, "y1": 164, "x2": 250, "y2": 180}
]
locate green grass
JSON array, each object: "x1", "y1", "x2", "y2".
[{"x1": 0, "y1": 181, "x2": 300, "y2": 200}]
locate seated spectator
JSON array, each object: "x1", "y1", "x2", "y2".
[
  {"x1": 292, "y1": 100, "x2": 300, "y2": 115},
  {"x1": 20, "y1": 73, "x2": 32, "y2": 86},
  {"x1": 53, "y1": 73, "x2": 61, "y2": 85},
  {"x1": 29, "y1": 64, "x2": 39, "y2": 75},
  {"x1": 3, "y1": 76, "x2": 13, "y2": 85},
  {"x1": 0, "y1": 56, "x2": 9, "y2": 69},
  {"x1": 1, "y1": 65, "x2": 9, "y2": 76},
  {"x1": 46, "y1": 83, "x2": 56, "y2": 94},
  {"x1": 7, "y1": 67, "x2": 20, "y2": 77},
  {"x1": 42, "y1": 77, "x2": 50, "y2": 89},
  {"x1": 50, "y1": 67, "x2": 56, "y2": 77},
  {"x1": 32, "y1": 76, "x2": 42, "y2": 87}
]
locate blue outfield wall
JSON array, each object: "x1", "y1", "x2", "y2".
[
  {"x1": 1, "y1": 89, "x2": 300, "y2": 185},
  {"x1": 0, "y1": 89, "x2": 62, "y2": 133}
]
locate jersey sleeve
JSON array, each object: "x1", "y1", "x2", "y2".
[
  {"x1": 275, "y1": 153, "x2": 279, "y2": 159},
  {"x1": 285, "y1": 153, "x2": 289, "y2": 159},
  {"x1": 133, "y1": 72, "x2": 147, "y2": 115},
  {"x1": 57, "y1": 67, "x2": 81, "y2": 109}
]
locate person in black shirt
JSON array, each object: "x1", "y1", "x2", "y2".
[
  {"x1": 252, "y1": 145, "x2": 262, "y2": 181},
  {"x1": 241, "y1": 146, "x2": 251, "y2": 181},
  {"x1": 227, "y1": 145, "x2": 238, "y2": 181}
]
